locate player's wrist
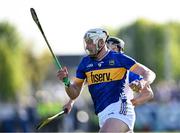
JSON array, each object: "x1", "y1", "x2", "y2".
[{"x1": 69, "y1": 99, "x2": 75, "y2": 104}]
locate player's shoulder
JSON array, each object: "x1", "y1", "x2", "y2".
[
  {"x1": 81, "y1": 55, "x2": 92, "y2": 63},
  {"x1": 109, "y1": 50, "x2": 122, "y2": 57},
  {"x1": 109, "y1": 50, "x2": 130, "y2": 59},
  {"x1": 78, "y1": 55, "x2": 93, "y2": 68}
]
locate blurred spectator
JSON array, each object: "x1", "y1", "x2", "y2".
[
  {"x1": 0, "y1": 103, "x2": 16, "y2": 132},
  {"x1": 1, "y1": 81, "x2": 180, "y2": 132}
]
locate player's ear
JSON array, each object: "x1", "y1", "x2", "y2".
[{"x1": 98, "y1": 39, "x2": 105, "y2": 47}]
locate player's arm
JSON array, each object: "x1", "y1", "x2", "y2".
[
  {"x1": 63, "y1": 99, "x2": 75, "y2": 113},
  {"x1": 57, "y1": 67, "x2": 84, "y2": 100},
  {"x1": 130, "y1": 63, "x2": 156, "y2": 88},
  {"x1": 65, "y1": 77, "x2": 84, "y2": 100},
  {"x1": 131, "y1": 84, "x2": 154, "y2": 106},
  {"x1": 129, "y1": 63, "x2": 155, "y2": 105}
]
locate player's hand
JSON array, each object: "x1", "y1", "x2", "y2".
[
  {"x1": 129, "y1": 79, "x2": 147, "y2": 92},
  {"x1": 57, "y1": 67, "x2": 68, "y2": 81},
  {"x1": 131, "y1": 84, "x2": 153, "y2": 106},
  {"x1": 63, "y1": 100, "x2": 74, "y2": 114}
]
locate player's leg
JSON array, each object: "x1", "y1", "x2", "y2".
[{"x1": 99, "y1": 118, "x2": 129, "y2": 132}]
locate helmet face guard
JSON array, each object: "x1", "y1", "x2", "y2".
[
  {"x1": 84, "y1": 37, "x2": 99, "y2": 57},
  {"x1": 83, "y1": 28, "x2": 108, "y2": 57}
]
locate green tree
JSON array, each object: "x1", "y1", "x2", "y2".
[
  {"x1": 23, "y1": 47, "x2": 51, "y2": 91},
  {"x1": 0, "y1": 21, "x2": 52, "y2": 102},
  {"x1": 113, "y1": 19, "x2": 180, "y2": 82},
  {"x1": 167, "y1": 22, "x2": 180, "y2": 80},
  {"x1": 0, "y1": 21, "x2": 26, "y2": 101}
]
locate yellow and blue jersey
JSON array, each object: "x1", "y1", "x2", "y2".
[{"x1": 76, "y1": 51, "x2": 138, "y2": 114}]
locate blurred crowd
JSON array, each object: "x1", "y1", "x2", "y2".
[
  {"x1": 0, "y1": 81, "x2": 180, "y2": 132},
  {"x1": 135, "y1": 81, "x2": 180, "y2": 131},
  {"x1": 0, "y1": 104, "x2": 38, "y2": 132}
]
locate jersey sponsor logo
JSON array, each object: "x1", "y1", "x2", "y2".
[
  {"x1": 90, "y1": 71, "x2": 111, "y2": 83},
  {"x1": 85, "y1": 68, "x2": 126, "y2": 85}
]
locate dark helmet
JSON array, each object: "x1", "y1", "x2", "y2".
[{"x1": 107, "y1": 37, "x2": 125, "y2": 53}]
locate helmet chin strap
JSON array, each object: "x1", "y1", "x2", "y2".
[
  {"x1": 90, "y1": 44, "x2": 105, "y2": 59},
  {"x1": 97, "y1": 44, "x2": 105, "y2": 55}
]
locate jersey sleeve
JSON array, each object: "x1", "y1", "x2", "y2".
[
  {"x1": 119, "y1": 54, "x2": 137, "y2": 70},
  {"x1": 76, "y1": 58, "x2": 86, "y2": 80},
  {"x1": 128, "y1": 71, "x2": 143, "y2": 83}
]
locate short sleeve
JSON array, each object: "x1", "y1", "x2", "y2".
[
  {"x1": 128, "y1": 72, "x2": 143, "y2": 83},
  {"x1": 118, "y1": 54, "x2": 137, "y2": 70},
  {"x1": 76, "y1": 58, "x2": 86, "y2": 79}
]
